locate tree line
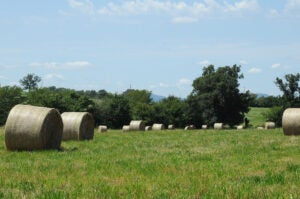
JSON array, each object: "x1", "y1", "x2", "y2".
[{"x1": 1, "y1": 65, "x2": 299, "y2": 128}]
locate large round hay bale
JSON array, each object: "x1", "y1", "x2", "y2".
[
  {"x1": 145, "y1": 126, "x2": 152, "y2": 131},
  {"x1": 265, "y1": 122, "x2": 275, "y2": 130},
  {"x1": 282, "y1": 108, "x2": 300, "y2": 135},
  {"x1": 152, "y1": 123, "x2": 165, "y2": 130},
  {"x1": 122, "y1": 125, "x2": 130, "y2": 132},
  {"x1": 98, "y1": 125, "x2": 108, "y2": 133},
  {"x1": 168, "y1": 125, "x2": 175, "y2": 130},
  {"x1": 61, "y1": 112, "x2": 94, "y2": 141},
  {"x1": 5, "y1": 104, "x2": 63, "y2": 151},
  {"x1": 214, "y1": 123, "x2": 224, "y2": 129},
  {"x1": 129, "y1": 120, "x2": 145, "y2": 131}
]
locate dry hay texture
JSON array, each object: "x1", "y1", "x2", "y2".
[
  {"x1": 265, "y1": 122, "x2": 275, "y2": 130},
  {"x1": 129, "y1": 120, "x2": 145, "y2": 131},
  {"x1": 168, "y1": 124, "x2": 175, "y2": 130},
  {"x1": 237, "y1": 125, "x2": 244, "y2": 130},
  {"x1": 282, "y1": 108, "x2": 300, "y2": 136},
  {"x1": 98, "y1": 125, "x2": 108, "y2": 133},
  {"x1": 184, "y1": 125, "x2": 195, "y2": 130},
  {"x1": 122, "y1": 125, "x2": 130, "y2": 132},
  {"x1": 202, "y1": 125, "x2": 208, "y2": 129},
  {"x1": 145, "y1": 126, "x2": 152, "y2": 131},
  {"x1": 152, "y1": 123, "x2": 165, "y2": 130},
  {"x1": 214, "y1": 123, "x2": 224, "y2": 129},
  {"x1": 5, "y1": 104, "x2": 63, "y2": 151},
  {"x1": 61, "y1": 112, "x2": 94, "y2": 141}
]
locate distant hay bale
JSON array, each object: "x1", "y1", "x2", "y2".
[
  {"x1": 201, "y1": 125, "x2": 208, "y2": 129},
  {"x1": 168, "y1": 125, "x2": 175, "y2": 130},
  {"x1": 5, "y1": 104, "x2": 63, "y2": 151},
  {"x1": 152, "y1": 123, "x2": 165, "y2": 130},
  {"x1": 122, "y1": 125, "x2": 130, "y2": 132},
  {"x1": 61, "y1": 112, "x2": 94, "y2": 141},
  {"x1": 98, "y1": 125, "x2": 108, "y2": 133},
  {"x1": 237, "y1": 125, "x2": 244, "y2": 130},
  {"x1": 214, "y1": 123, "x2": 224, "y2": 129},
  {"x1": 184, "y1": 125, "x2": 195, "y2": 130},
  {"x1": 145, "y1": 126, "x2": 152, "y2": 131},
  {"x1": 265, "y1": 122, "x2": 275, "y2": 130},
  {"x1": 257, "y1": 127, "x2": 264, "y2": 130},
  {"x1": 282, "y1": 108, "x2": 300, "y2": 136},
  {"x1": 129, "y1": 120, "x2": 145, "y2": 131}
]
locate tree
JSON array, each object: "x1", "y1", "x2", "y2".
[
  {"x1": 0, "y1": 86, "x2": 24, "y2": 125},
  {"x1": 19, "y1": 73, "x2": 41, "y2": 91},
  {"x1": 275, "y1": 73, "x2": 300, "y2": 107},
  {"x1": 187, "y1": 65, "x2": 251, "y2": 127}
]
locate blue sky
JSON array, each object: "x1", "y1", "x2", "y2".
[{"x1": 0, "y1": 0, "x2": 299, "y2": 98}]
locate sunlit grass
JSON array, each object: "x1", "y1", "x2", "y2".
[
  {"x1": 0, "y1": 127, "x2": 300, "y2": 198},
  {"x1": 246, "y1": 107, "x2": 270, "y2": 127}
]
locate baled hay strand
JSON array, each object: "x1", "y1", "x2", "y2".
[
  {"x1": 98, "y1": 125, "x2": 108, "y2": 133},
  {"x1": 168, "y1": 125, "x2": 175, "y2": 130},
  {"x1": 214, "y1": 123, "x2": 224, "y2": 129},
  {"x1": 201, "y1": 125, "x2": 208, "y2": 129},
  {"x1": 5, "y1": 104, "x2": 63, "y2": 151},
  {"x1": 265, "y1": 122, "x2": 275, "y2": 130},
  {"x1": 282, "y1": 108, "x2": 300, "y2": 135},
  {"x1": 122, "y1": 125, "x2": 130, "y2": 132},
  {"x1": 129, "y1": 120, "x2": 145, "y2": 131},
  {"x1": 145, "y1": 126, "x2": 152, "y2": 131},
  {"x1": 152, "y1": 123, "x2": 165, "y2": 130},
  {"x1": 61, "y1": 112, "x2": 94, "y2": 141},
  {"x1": 237, "y1": 125, "x2": 244, "y2": 130}
]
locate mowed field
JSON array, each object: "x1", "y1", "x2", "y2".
[{"x1": 0, "y1": 107, "x2": 300, "y2": 198}]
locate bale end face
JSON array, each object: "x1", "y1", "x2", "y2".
[{"x1": 282, "y1": 108, "x2": 300, "y2": 136}]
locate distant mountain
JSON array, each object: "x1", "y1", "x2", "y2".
[
  {"x1": 255, "y1": 93, "x2": 269, "y2": 98},
  {"x1": 151, "y1": 94, "x2": 166, "y2": 102}
]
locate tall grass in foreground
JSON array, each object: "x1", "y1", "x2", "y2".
[{"x1": 0, "y1": 128, "x2": 300, "y2": 198}]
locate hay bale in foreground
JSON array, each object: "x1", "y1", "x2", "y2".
[
  {"x1": 5, "y1": 104, "x2": 63, "y2": 151},
  {"x1": 129, "y1": 120, "x2": 145, "y2": 131},
  {"x1": 122, "y1": 125, "x2": 130, "y2": 132},
  {"x1": 237, "y1": 125, "x2": 244, "y2": 130},
  {"x1": 265, "y1": 122, "x2": 275, "y2": 130},
  {"x1": 61, "y1": 112, "x2": 94, "y2": 141},
  {"x1": 145, "y1": 126, "x2": 152, "y2": 131},
  {"x1": 152, "y1": 123, "x2": 165, "y2": 130},
  {"x1": 201, "y1": 125, "x2": 208, "y2": 129},
  {"x1": 282, "y1": 108, "x2": 300, "y2": 136},
  {"x1": 214, "y1": 123, "x2": 224, "y2": 129},
  {"x1": 98, "y1": 125, "x2": 108, "y2": 133}
]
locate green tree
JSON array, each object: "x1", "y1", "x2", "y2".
[
  {"x1": 0, "y1": 86, "x2": 24, "y2": 125},
  {"x1": 275, "y1": 73, "x2": 300, "y2": 107},
  {"x1": 19, "y1": 73, "x2": 41, "y2": 91},
  {"x1": 187, "y1": 65, "x2": 251, "y2": 127}
]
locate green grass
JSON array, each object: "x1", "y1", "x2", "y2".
[
  {"x1": 246, "y1": 107, "x2": 270, "y2": 127},
  {"x1": 1, "y1": 127, "x2": 300, "y2": 198}
]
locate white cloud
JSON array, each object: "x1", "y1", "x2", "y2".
[
  {"x1": 68, "y1": 0, "x2": 95, "y2": 15},
  {"x1": 248, "y1": 67, "x2": 262, "y2": 74},
  {"x1": 44, "y1": 74, "x2": 64, "y2": 80},
  {"x1": 172, "y1": 16, "x2": 198, "y2": 24},
  {"x1": 29, "y1": 61, "x2": 92, "y2": 70},
  {"x1": 0, "y1": 75, "x2": 7, "y2": 79},
  {"x1": 150, "y1": 82, "x2": 170, "y2": 89},
  {"x1": 268, "y1": 9, "x2": 280, "y2": 18},
  {"x1": 198, "y1": 60, "x2": 210, "y2": 66},
  {"x1": 240, "y1": 60, "x2": 248, "y2": 65},
  {"x1": 271, "y1": 63, "x2": 281, "y2": 68},
  {"x1": 177, "y1": 78, "x2": 192, "y2": 88},
  {"x1": 224, "y1": 0, "x2": 260, "y2": 13}
]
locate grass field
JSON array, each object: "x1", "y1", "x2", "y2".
[
  {"x1": 246, "y1": 107, "x2": 270, "y2": 127},
  {"x1": 0, "y1": 127, "x2": 300, "y2": 198}
]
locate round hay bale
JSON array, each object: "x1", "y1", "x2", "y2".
[
  {"x1": 122, "y1": 125, "x2": 130, "y2": 132},
  {"x1": 282, "y1": 108, "x2": 300, "y2": 135},
  {"x1": 129, "y1": 120, "x2": 145, "y2": 131},
  {"x1": 5, "y1": 104, "x2": 63, "y2": 151},
  {"x1": 237, "y1": 125, "x2": 244, "y2": 130},
  {"x1": 168, "y1": 124, "x2": 175, "y2": 130},
  {"x1": 184, "y1": 125, "x2": 195, "y2": 130},
  {"x1": 257, "y1": 127, "x2": 264, "y2": 130},
  {"x1": 214, "y1": 123, "x2": 224, "y2": 129},
  {"x1": 152, "y1": 123, "x2": 165, "y2": 130},
  {"x1": 98, "y1": 125, "x2": 108, "y2": 133},
  {"x1": 61, "y1": 112, "x2": 94, "y2": 141},
  {"x1": 201, "y1": 125, "x2": 208, "y2": 129},
  {"x1": 145, "y1": 126, "x2": 152, "y2": 131},
  {"x1": 265, "y1": 122, "x2": 275, "y2": 130}
]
